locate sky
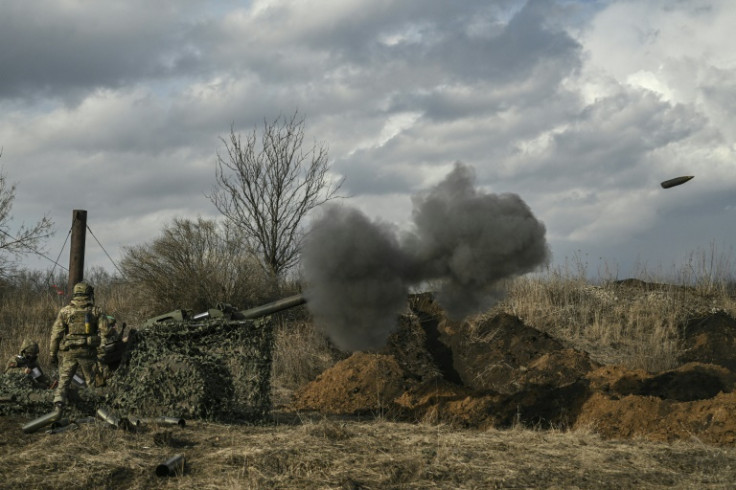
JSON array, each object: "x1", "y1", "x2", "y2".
[{"x1": 1, "y1": 0, "x2": 735, "y2": 282}]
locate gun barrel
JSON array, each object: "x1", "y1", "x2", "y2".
[{"x1": 237, "y1": 294, "x2": 307, "y2": 319}]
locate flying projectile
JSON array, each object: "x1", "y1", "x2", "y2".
[{"x1": 660, "y1": 175, "x2": 694, "y2": 189}]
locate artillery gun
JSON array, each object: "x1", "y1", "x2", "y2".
[{"x1": 103, "y1": 294, "x2": 307, "y2": 423}]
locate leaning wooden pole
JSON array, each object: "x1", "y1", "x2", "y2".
[{"x1": 67, "y1": 209, "x2": 87, "y2": 297}]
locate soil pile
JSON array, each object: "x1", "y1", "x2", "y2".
[
  {"x1": 291, "y1": 352, "x2": 412, "y2": 417},
  {"x1": 291, "y1": 293, "x2": 736, "y2": 445},
  {"x1": 678, "y1": 311, "x2": 736, "y2": 371}
]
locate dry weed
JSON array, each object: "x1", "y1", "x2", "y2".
[{"x1": 2, "y1": 416, "x2": 736, "y2": 489}]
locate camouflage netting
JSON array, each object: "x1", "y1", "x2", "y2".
[
  {"x1": 105, "y1": 316, "x2": 274, "y2": 422},
  {"x1": 0, "y1": 372, "x2": 54, "y2": 417},
  {"x1": 1, "y1": 371, "x2": 102, "y2": 419}
]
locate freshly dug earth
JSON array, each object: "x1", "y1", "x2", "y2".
[{"x1": 292, "y1": 298, "x2": 736, "y2": 445}]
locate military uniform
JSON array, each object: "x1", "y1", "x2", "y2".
[
  {"x1": 4, "y1": 339, "x2": 54, "y2": 387},
  {"x1": 49, "y1": 282, "x2": 109, "y2": 406}
]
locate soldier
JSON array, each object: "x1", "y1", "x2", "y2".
[
  {"x1": 4, "y1": 339, "x2": 55, "y2": 387},
  {"x1": 96, "y1": 315, "x2": 126, "y2": 384},
  {"x1": 49, "y1": 282, "x2": 109, "y2": 408}
]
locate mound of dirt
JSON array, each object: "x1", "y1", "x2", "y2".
[
  {"x1": 679, "y1": 311, "x2": 736, "y2": 371},
  {"x1": 291, "y1": 298, "x2": 736, "y2": 445},
  {"x1": 587, "y1": 362, "x2": 736, "y2": 402},
  {"x1": 450, "y1": 313, "x2": 599, "y2": 394},
  {"x1": 292, "y1": 352, "x2": 414, "y2": 416},
  {"x1": 575, "y1": 391, "x2": 736, "y2": 444},
  {"x1": 394, "y1": 377, "x2": 496, "y2": 428}
]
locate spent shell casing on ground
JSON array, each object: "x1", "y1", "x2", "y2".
[
  {"x1": 96, "y1": 407, "x2": 121, "y2": 427},
  {"x1": 155, "y1": 416, "x2": 186, "y2": 427},
  {"x1": 660, "y1": 175, "x2": 694, "y2": 189},
  {"x1": 22, "y1": 407, "x2": 62, "y2": 433},
  {"x1": 156, "y1": 454, "x2": 186, "y2": 477}
]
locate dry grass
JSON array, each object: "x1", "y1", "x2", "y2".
[
  {"x1": 493, "y1": 258, "x2": 736, "y2": 372},
  {"x1": 2, "y1": 415, "x2": 736, "y2": 489},
  {"x1": 3, "y1": 251, "x2": 736, "y2": 487}
]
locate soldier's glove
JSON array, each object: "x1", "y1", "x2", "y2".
[{"x1": 50, "y1": 355, "x2": 58, "y2": 368}]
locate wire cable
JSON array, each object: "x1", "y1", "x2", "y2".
[{"x1": 86, "y1": 224, "x2": 124, "y2": 276}]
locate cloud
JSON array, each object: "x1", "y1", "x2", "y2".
[{"x1": 1, "y1": 0, "x2": 735, "y2": 284}]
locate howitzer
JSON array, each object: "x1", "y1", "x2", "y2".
[
  {"x1": 235, "y1": 294, "x2": 307, "y2": 319},
  {"x1": 144, "y1": 293, "x2": 307, "y2": 327},
  {"x1": 111, "y1": 293, "x2": 308, "y2": 423}
]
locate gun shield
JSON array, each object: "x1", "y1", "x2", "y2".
[{"x1": 156, "y1": 454, "x2": 186, "y2": 477}]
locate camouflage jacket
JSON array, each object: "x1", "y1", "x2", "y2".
[
  {"x1": 49, "y1": 297, "x2": 110, "y2": 358},
  {"x1": 4, "y1": 355, "x2": 40, "y2": 373},
  {"x1": 4, "y1": 356, "x2": 53, "y2": 387}
]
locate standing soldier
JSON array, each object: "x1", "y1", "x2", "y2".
[{"x1": 49, "y1": 282, "x2": 109, "y2": 409}]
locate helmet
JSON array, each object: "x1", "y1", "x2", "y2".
[
  {"x1": 20, "y1": 339, "x2": 39, "y2": 357},
  {"x1": 73, "y1": 282, "x2": 94, "y2": 297}
]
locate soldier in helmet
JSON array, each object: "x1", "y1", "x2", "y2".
[
  {"x1": 49, "y1": 282, "x2": 110, "y2": 408},
  {"x1": 4, "y1": 339, "x2": 55, "y2": 387}
]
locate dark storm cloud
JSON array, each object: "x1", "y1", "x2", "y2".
[
  {"x1": 3, "y1": 0, "x2": 733, "y2": 289},
  {"x1": 0, "y1": 1, "x2": 211, "y2": 100},
  {"x1": 302, "y1": 163, "x2": 549, "y2": 351}
]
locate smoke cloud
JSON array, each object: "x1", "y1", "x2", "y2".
[{"x1": 302, "y1": 162, "x2": 549, "y2": 351}]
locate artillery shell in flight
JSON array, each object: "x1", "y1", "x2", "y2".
[{"x1": 660, "y1": 176, "x2": 694, "y2": 189}]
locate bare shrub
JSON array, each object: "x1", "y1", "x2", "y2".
[{"x1": 119, "y1": 218, "x2": 277, "y2": 317}]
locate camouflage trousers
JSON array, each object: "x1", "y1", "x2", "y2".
[{"x1": 53, "y1": 347, "x2": 97, "y2": 404}]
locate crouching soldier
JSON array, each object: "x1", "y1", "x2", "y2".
[
  {"x1": 4, "y1": 339, "x2": 55, "y2": 388},
  {"x1": 49, "y1": 282, "x2": 109, "y2": 409}
]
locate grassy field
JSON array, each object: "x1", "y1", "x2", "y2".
[
  {"x1": 2, "y1": 414, "x2": 736, "y2": 489},
  {"x1": 2, "y1": 257, "x2": 736, "y2": 489}
]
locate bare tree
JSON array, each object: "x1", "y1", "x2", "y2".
[
  {"x1": 0, "y1": 160, "x2": 54, "y2": 276},
  {"x1": 209, "y1": 112, "x2": 342, "y2": 278}
]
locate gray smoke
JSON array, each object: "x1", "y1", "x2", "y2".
[{"x1": 302, "y1": 162, "x2": 549, "y2": 351}]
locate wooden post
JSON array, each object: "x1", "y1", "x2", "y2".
[{"x1": 67, "y1": 209, "x2": 87, "y2": 296}]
